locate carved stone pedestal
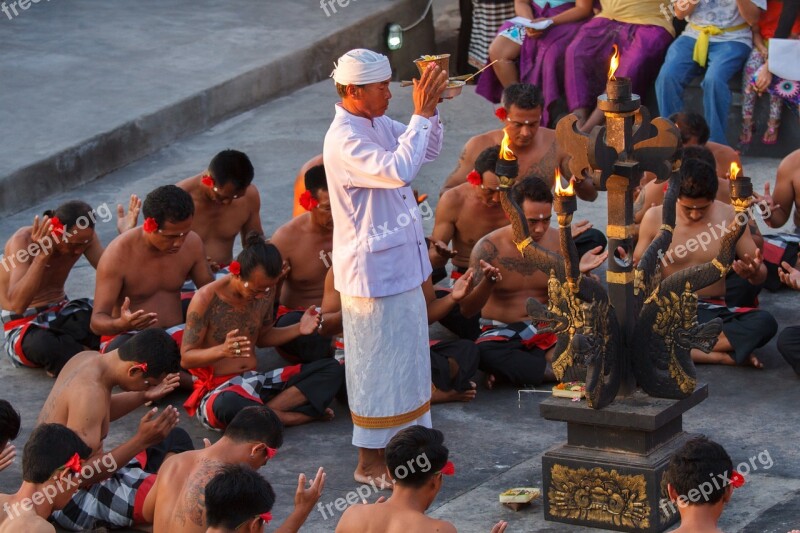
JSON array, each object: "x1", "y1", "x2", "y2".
[{"x1": 540, "y1": 385, "x2": 708, "y2": 532}]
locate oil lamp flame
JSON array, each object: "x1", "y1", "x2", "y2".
[
  {"x1": 499, "y1": 132, "x2": 516, "y2": 161},
  {"x1": 554, "y1": 170, "x2": 575, "y2": 197},
  {"x1": 608, "y1": 45, "x2": 620, "y2": 81},
  {"x1": 730, "y1": 162, "x2": 741, "y2": 180}
]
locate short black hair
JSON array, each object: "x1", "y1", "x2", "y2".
[
  {"x1": 22, "y1": 424, "x2": 92, "y2": 484},
  {"x1": 475, "y1": 146, "x2": 501, "y2": 177},
  {"x1": 142, "y1": 185, "x2": 195, "y2": 228},
  {"x1": 43, "y1": 201, "x2": 95, "y2": 231},
  {"x1": 0, "y1": 399, "x2": 21, "y2": 449},
  {"x1": 205, "y1": 465, "x2": 276, "y2": 529},
  {"x1": 224, "y1": 406, "x2": 284, "y2": 448},
  {"x1": 118, "y1": 329, "x2": 181, "y2": 377},
  {"x1": 512, "y1": 175, "x2": 553, "y2": 205},
  {"x1": 501, "y1": 83, "x2": 543, "y2": 111},
  {"x1": 237, "y1": 232, "x2": 283, "y2": 279},
  {"x1": 665, "y1": 436, "x2": 733, "y2": 505},
  {"x1": 304, "y1": 165, "x2": 328, "y2": 196},
  {"x1": 679, "y1": 158, "x2": 718, "y2": 200},
  {"x1": 386, "y1": 425, "x2": 448, "y2": 489},
  {"x1": 670, "y1": 112, "x2": 710, "y2": 146},
  {"x1": 208, "y1": 150, "x2": 255, "y2": 189},
  {"x1": 681, "y1": 145, "x2": 716, "y2": 170}
]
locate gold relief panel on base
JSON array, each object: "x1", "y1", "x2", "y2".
[{"x1": 548, "y1": 464, "x2": 650, "y2": 529}]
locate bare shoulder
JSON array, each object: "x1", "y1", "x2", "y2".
[
  {"x1": 4, "y1": 226, "x2": 33, "y2": 254},
  {"x1": 437, "y1": 186, "x2": 465, "y2": 214},
  {"x1": 245, "y1": 184, "x2": 261, "y2": 206},
  {"x1": 472, "y1": 229, "x2": 505, "y2": 262},
  {"x1": 270, "y1": 216, "x2": 306, "y2": 250},
  {"x1": 175, "y1": 175, "x2": 196, "y2": 192},
  {"x1": 467, "y1": 130, "x2": 502, "y2": 154},
  {"x1": 429, "y1": 517, "x2": 457, "y2": 533},
  {"x1": 640, "y1": 204, "x2": 663, "y2": 233},
  {"x1": 778, "y1": 148, "x2": 800, "y2": 179}
]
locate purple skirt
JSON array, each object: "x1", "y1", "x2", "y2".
[
  {"x1": 564, "y1": 17, "x2": 673, "y2": 111},
  {"x1": 476, "y1": 2, "x2": 584, "y2": 127}
]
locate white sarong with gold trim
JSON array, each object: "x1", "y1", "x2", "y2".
[{"x1": 342, "y1": 285, "x2": 431, "y2": 448}]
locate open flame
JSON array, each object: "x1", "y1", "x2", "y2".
[
  {"x1": 499, "y1": 132, "x2": 516, "y2": 161},
  {"x1": 554, "y1": 169, "x2": 575, "y2": 196},
  {"x1": 608, "y1": 45, "x2": 620, "y2": 81},
  {"x1": 729, "y1": 162, "x2": 741, "y2": 180}
]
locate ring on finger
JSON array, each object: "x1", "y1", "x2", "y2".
[
  {"x1": 233, "y1": 341, "x2": 239, "y2": 349},
  {"x1": 235, "y1": 349, "x2": 241, "y2": 355}
]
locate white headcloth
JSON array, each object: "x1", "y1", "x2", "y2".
[{"x1": 331, "y1": 48, "x2": 392, "y2": 86}]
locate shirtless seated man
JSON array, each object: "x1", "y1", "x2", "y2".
[
  {"x1": 91, "y1": 185, "x2": 213, "y2": 355},
  {"x1": 36, "y1": 328, "x2": 193, "y2": 530},
  {"x1": 204, "y1": 465, "x2": 276, "y2": 533},
  {"x1": 335, "y1": 425, "x2": 507, "y2": 533},
  {"x1": 177, "y1": 149, "x2": 263, "y2": 274},
  {"x1": 431, "y1": 145, "x2": 604, "y2": 339},
  {"x1": 635, "y1": 113, "x2": 741, "y2": 224},
  {"x1": 143, "y1": 406, "x2": 324, "y2": 533},
  {"x1": 634, "y1": 158, "x2": 778, "y2": 368},
  {"x1": 271, "y1": 164, "x2": 336, "y2": 363},
  {"x1": 182, "y1": 233, "x2": 344, "y2": 429},
  {"x1": 758, "y1": 148, "x2": 800, "y2": 233},
  {"x1": 0, "y1": 424, "x2": 92, "y2": 533},
  {"x1": 321, "y1": 266, "x2": 481, "y2": 405},
  {"x1": 439, "y1": 83, "x2": 596, "y2": 202},
  {"x1": 459, "y1": 176, "x2": 607, "y2": 389},
  {"x1": 1, "y1": 200, "x2": 138, "y2": 375}
]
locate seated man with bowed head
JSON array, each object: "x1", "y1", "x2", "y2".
[
  {"x1": 0, "y1": 399, "x2": 20, "y2": 473},
  {"x1": 335, "y1": 425, "x2": 508, "y2": 533},
  {"x1": 634, "y1": 159, "x2": 777, "y2": 368},
  {"x1": 181, "y1": 233, "x2": 343, "y2": 429},
  {"x1": 177, "y1": 149, "x2": 264, "y2": 272},
  {"x1": 458, "y1": 176, "x2": 607, "y2": 389},
  {"x1": 204, "y1": 465, "x2": 276, "y2": 533},
  {"x1": 662, "y1": 436, "x2": 740, "y2": 533},
  {"x1": 271, "y1": 164, "x2": 336, "y2": 363},
  {"x1": 37, "y1": 328, "x2": 192, "y2": 531},
  {"x1": 143, "y1": 406, "x2": 324, "y2": 533},
  {"x1": 0, "y1": 200, "x2": 131, "y2": 375},
  {"x1": 0, "y1": 424, "x2": 93, "y2": 533},
  {"x1": 91, "y1": 185, "x2": 214, "y2": 353},
  {"x1": 440, "y1": 83, "x2": 597, "y2": 202}
]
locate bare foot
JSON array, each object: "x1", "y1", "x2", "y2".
[
  {"x1": 432, "y1": 382, "x2": 477, "y2": 404},
  {"x1": 354, "y1": 467, "x2": 394, "y2": 490},
  {"x1": 272, "y1": 410, "x2": 316, "y2": 427},
  {"x1": 691, "y1": 349, "x2": 764, "y2": 369},
  {"x1": 484, "y1": 374, "x2": 496, "y2": 390},
  {"x1": 321, "y1": 407, "x2": 335, "y2": 421},
  {"x1": 746, "y1": 354, "x2": 764, "y2": 369}
]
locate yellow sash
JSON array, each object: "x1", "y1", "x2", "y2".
[{"x1": 689, "y1": 22, "x2": 749, "y2": 67}]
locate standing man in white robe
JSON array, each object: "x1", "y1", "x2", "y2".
[{"x1": 323, "y1": 48, "x2": 447, "y2": 487}]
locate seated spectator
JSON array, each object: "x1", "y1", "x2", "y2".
[
  {"x1": 0, "y1": 424, "x2": 93, "y2": 533},
  {"x1": 740, "y1": 0, "x2": 800, "y2": 146},
  {"x1": 634, "y1": 159, "x2": 778, "y2": 368},
  {"x1": 468, "y1": 1, "x2": 516, "y2": 71},
  {"x1": 656, "y1": 0, "x2": 765, "y2": 145},
  {"x1": 335, "y1": 425, "x2": 508, "y2": 533},
  {"x1": 565, "y1": 0, "x2": 675, "y2": 133},
  {"x1": 204, "y1": 465, "x2": 277, "y2": 533},
  {"x1": 0, "y1": 399, "x2": 20, "y2": 472},
  {"x1": 1, "y1": 200, "x2": 136, "y2": 375},
  {"x1": 292, "y1": 154, "x2": 324, "y2": 218},
  {"x1": 662, "y1": 436, "x2": 739, "y2": 533},
  {"x1": 476, "y1": 0, "x2": 594, "y2": 127}
]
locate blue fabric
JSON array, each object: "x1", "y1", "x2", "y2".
[
  {"x1": 656, "y1": 35, "x2": 751, "y2": 144},
  {"x1": 533, "y1": 0, "x2": 572, "y2": 7}
]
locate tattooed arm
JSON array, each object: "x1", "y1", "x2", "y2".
[
  {"x1": 457, "y1": 237, "x2": 501, "y2": 318},
  {"x1": 181, "y1": 291, "x2": 252, "y2": 368}
]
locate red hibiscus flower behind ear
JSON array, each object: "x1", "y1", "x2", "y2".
[
  {"x1": 730, "y1": 471, "x2": 745, "y2": 488},
  {"x1": 229, "y1": 260, "x2": 241, "y2": 276},
  {"x1": 201, "y1": 175, "x2": 214, "y2": 188},
  {"x1": 50, "y1": 216, "x2": 65, "y2": 237},
  {"x1": 495, "y1": 107, "x2": 508, "y2": 121},
  {"x1": 299, "y1": 190, "x2": 319, "y2": 211},
  {"x1": 63, "y1": 453, "x2": 82, "y2": 473},
  {"x1": 439, "y1": 461, "x2": 455, "y2": 476},
  {"x1": 467, "y1": 170, "x2": 482, "y2": 186},
  {"x1": 143, "y1": 218, "x2": 158, "y2": 233}
]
